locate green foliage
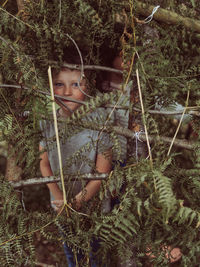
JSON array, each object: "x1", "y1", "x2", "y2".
[{"x1": 0, "y1": 0, "x2": 200, "y2": 266}]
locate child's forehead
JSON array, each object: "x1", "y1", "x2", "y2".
[
  {"x1": 54, "y1": 68, "x2": 82, "y2": 79},
  {"x1": 61, "y1": 67, "x2": 81, "y2": 74}
]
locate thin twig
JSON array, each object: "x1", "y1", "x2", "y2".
[
  {"x1": 136, "y1": 69, "x2": 153, "y2": 168},
  {"x1": 167, "y1": 91, "x2": 190, "y2": 156},
  {"x1": 48, "y1": 66, "x2": 67, "y2": 206},
  {"x1": 56, "y1": 97, "x2": 73, "y2": 114},
  {"x1": 48, "y1": 61, "x2": 123, "y2": 74},
  {"x1": 133, "y1": 107, "x2": 200, "y2": 117},
  {"x1": 58, "y1": 0, "x2": 61, "y2": 28},
  {"x1": 64, "y1": 34, "x2": 84, "y2": 80},
  {"x1": 0, "y1": 36, "x2": 16, "y2": 52},
  {"x1": 0, "y1": 7, "x2": 34, "y2": 30},
  {"x1": 0, "y1": 84, "x2": 86, "y2": 105}
]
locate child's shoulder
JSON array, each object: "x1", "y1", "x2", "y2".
[{"x1": 87, "y1": 107, "x2": 114, "y2": 123}]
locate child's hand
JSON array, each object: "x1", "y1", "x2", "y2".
[
  {"x1": 146, "y1": 245, "x2": 182, "y2": 263},
  {"x1": 51, "y1": 199, "x2": 64, "y2": 212}
]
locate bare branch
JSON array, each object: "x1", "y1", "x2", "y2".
[
  {"x1": 48, "y1": 61, "x2": 123, "y2": 74},
  {"x1": 133, "y1": 107, "x2": 200, "y2": 117},
  {"x1": 0, "y1": 84, "x2": 86, "y2": 105},
  {"x1": 112, "y1": 126, "x2": 196, "y2": 150},
  {"x1": 10, "y1": 173, "x2": 108, "y2": 189},
  {"x1": 0, "y1": 36, "x2": 16, "y2": 52}
]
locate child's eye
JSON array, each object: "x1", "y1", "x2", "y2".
[
  {"x1": 71, "y1": 82, "x2": 79, "y2": 88},
  {"x1": 54, "y1": 82, "x2": 63, "y2": 87}
]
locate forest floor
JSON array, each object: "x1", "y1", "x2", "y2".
[{"x1": 34, "y1": 234, "x2": 66, "y2": 267}]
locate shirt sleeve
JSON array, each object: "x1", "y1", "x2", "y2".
[{"x1": 97, "y1": 130, "x2": 112, "y2": 154}]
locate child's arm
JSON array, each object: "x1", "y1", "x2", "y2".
[
  {"x1": 39, "y1": 144, "x2": 63, "y2": 201},
  {"x1": 74, "y1": 150, "x2": 112, "y2": 209}
]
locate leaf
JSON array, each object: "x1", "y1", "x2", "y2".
[{"x1": 190, "y1": 0, "x2": 196, "y2": 8}]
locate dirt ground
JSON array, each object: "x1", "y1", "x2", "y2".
[{"x1": 34, "y1": 233, "x2": 67, "y2": 267}]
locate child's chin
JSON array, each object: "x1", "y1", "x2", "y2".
[
  {"x1": 63, "y1": 102, "x2": 75, "y2": 109},
  {"x1": 62, "y1": 105, "x2": 78, "y2": 114}
]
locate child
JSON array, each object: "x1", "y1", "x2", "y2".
[{"x1": 39, "y1": 50, "x2": 112, "y2": 266}]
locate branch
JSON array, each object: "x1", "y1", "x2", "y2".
[
  {"x1": 10, "y1": 173, "x2": 108, "y2": 189},
  {"x1": 48, "y1": 61, "x2": 123, "y2": 74},
  {"x1": 134, "y1": 2, "x2": 200, "y2": 33},
  {"x1": 132, "y1": 107, "x2": 200, "y2": 117},
  {"x1": 112, "y1": 126, "x2": 196, "y2": 150},
  {"x1": 0, "y1": 84, "x2": 86, "y2": 105}
]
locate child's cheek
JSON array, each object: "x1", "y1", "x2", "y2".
[
  {"x1": 54, "y1": 89, "x2": 61, "y2": 95},
  {"x1": 77, "y1": 89, "x2": 87, "y2": 101}
]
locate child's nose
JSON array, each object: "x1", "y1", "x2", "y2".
[{"x1": 64, "y1": 85, "x2": 72, "y2": 96}]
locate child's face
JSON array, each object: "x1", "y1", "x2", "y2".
[{"x1": 53, "y1": 68, "x2": 87, "y2": 116}]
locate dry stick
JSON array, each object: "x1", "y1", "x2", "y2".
[
  {"x1": 167, "y1": 91, "x2": 190, "y2": 156},
  {"x1": 58, "y1": 0, "x2": 61, "y2": 28},
  {"x1": 10, "y1": 174, "x2": 108, "y2": 188},
  {"x1": 0, "y1": 84, "x2": 87, "y2": 105},
  {"x1": 2, "y1": 0, "x2": 9, "y2": 7},
  {"x1": 136, "y1": 69, "x2": 153, "y2": 168},
  {"x1": 112, "y1": 126, "x2": 194, "y2": 150},
  {"x1": 0, "y1": 36, "x2": 16, "y2": 52},
  {"x1": 48, "y1": 66, "x2": 67, "y2": 208},
  {"x1": 133, "y1": 107, "x2": 200, "y2": 117},
  {"x1": 48, "y1": 61, "x2": 123, "y2": 74}
]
